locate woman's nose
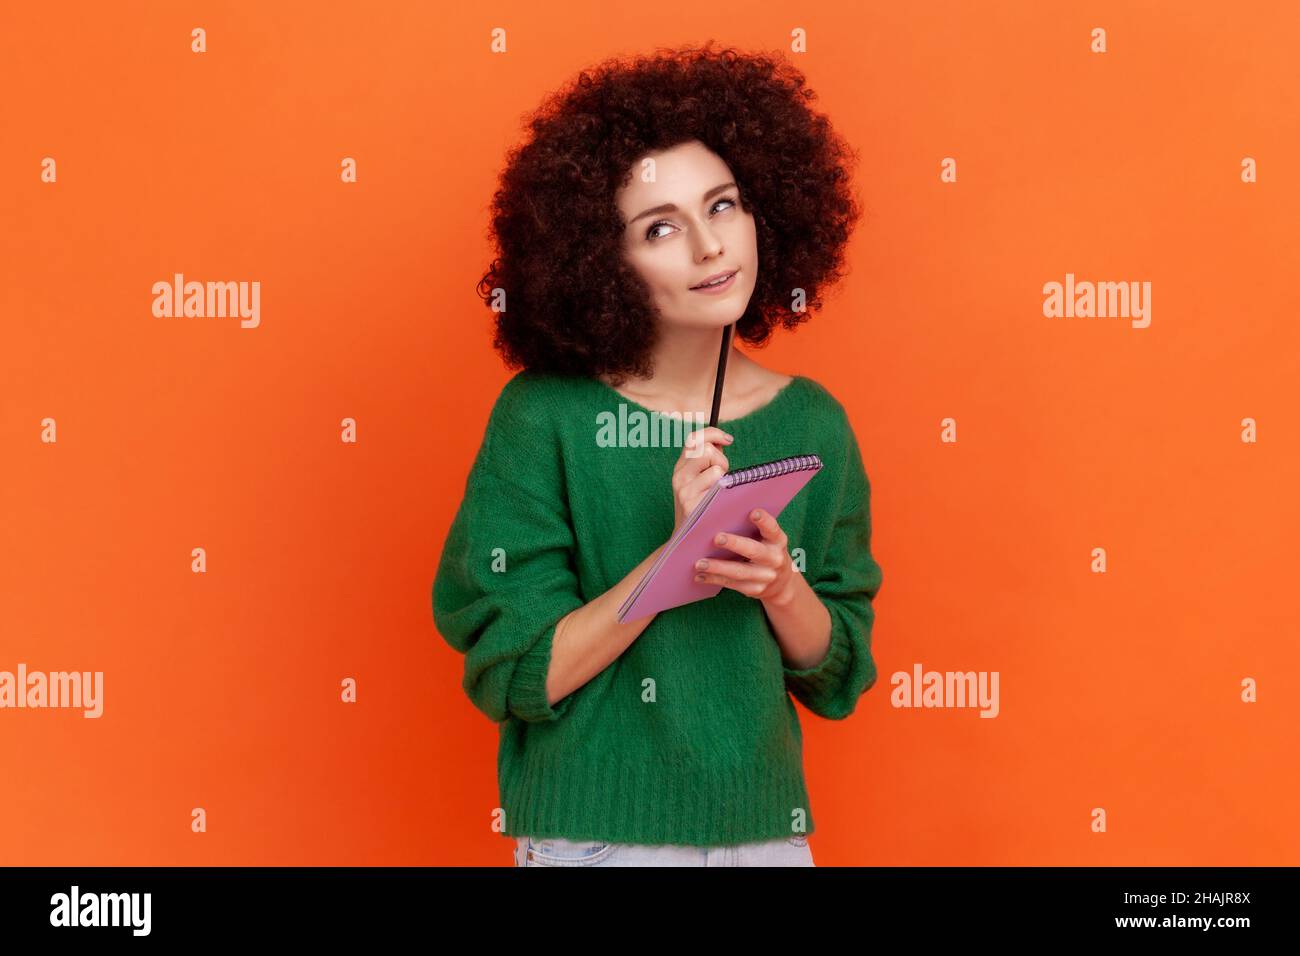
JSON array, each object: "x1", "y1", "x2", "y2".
[{"x1": 691, "y1": 220, "x2": 724, "y2": 258}]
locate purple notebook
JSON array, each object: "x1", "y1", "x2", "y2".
[{"x1": 617, "y1": 454, "x2": 824, "y2": 623}]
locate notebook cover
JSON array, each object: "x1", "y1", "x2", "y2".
[{"x1": 617, "y1": 460, "x2": 823, "y2": 623}]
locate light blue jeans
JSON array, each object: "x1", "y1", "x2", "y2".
[{"x1": 515, "y1": 834, "x2": 814, "y2": 867}]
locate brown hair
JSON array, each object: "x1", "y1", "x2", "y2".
[{"x1": 478, "y1": 41, "x2": 862, "y2": 384}]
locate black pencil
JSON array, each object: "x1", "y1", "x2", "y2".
[{"x1": 708, "y1": 323, "x2": 733, "y2": 428}]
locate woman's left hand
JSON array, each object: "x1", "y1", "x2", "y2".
[{"x1": 693, "y1": 508, "x2": 796, "y2": 605}]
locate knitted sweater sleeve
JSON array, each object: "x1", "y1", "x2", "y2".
[
  {"x1": 783, "y1": 418, "x2": 883, "y2": 719},
  {"x1": 432, "y1": 377, "x2": 586, "y2": 724}
]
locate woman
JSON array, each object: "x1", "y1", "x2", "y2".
[{"x1": 433, "y1": 42, "x2": 883, "y2": 867}]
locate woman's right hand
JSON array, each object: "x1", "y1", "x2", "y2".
[{"x1": 671, "y1": 427, "x2": 735, "y2": 536}]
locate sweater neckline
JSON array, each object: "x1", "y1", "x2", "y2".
[{"x1": 589, "y1": 373, "x2": 807, "y2": 429}]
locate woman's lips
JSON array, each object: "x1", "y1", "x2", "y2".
[{"x1": 690, "y1": 270, "x2": 738, "y2": 294}]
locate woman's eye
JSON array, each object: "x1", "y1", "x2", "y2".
[{"x1": 644, "y1": 197, "x2": 738, "y2": 242}]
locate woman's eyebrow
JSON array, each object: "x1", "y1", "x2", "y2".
[{"x1": 627, "y1": 181, "x2": 737, "y2": 226}]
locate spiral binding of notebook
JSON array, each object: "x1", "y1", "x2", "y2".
[{"x1": 722, "y1": 454, "x2": 822, "y2": 487}]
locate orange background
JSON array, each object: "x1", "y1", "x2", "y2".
[{"x1": 2, "y1": 1, "x2": 1297, "y2": 865}]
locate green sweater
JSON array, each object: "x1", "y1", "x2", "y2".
[{"x1": 432, "y1": 370, "x2": 882, "y2": 847}]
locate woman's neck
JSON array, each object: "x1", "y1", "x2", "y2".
[{"x1": 612, "y1": 328, "x2": 754, "y2": 411}]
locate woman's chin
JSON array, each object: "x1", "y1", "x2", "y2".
[{"x1": 660, "y1": 306, "x2": 751, "y2": 331}]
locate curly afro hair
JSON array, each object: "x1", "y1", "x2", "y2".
[{"x1": 477, "y1": 41, "x2": 862, "y2": 384}]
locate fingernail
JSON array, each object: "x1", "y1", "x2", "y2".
[
  {"x1": 696, "y1": 559, "x2": 708, "y2": 570},
  {"x1": 752, "y1": 510, "x2": 762, "y2": 521},
  {"x1": 715, "y1": 534, "x2": 726, "y2": 545}
]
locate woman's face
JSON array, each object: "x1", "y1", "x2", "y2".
[{"x1": 615, "y1": 139, "x2": 758, "y2": 331}]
